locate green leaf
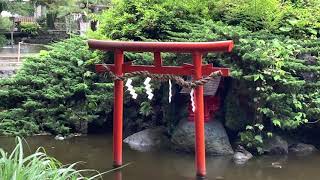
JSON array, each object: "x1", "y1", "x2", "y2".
[
  {"x1": 307, "y1": 28, "x2": 317, "y2": 35},
  {"x1": 279, "y1": 27, "x2": 292, "y2": 32},
  {"x1": 273, "y1": 75, "x2": 280, "y2": 81},
  {"x1": 77, "y1": 60, "x2": 84, "y2": 66},
  {"x1": 272, "y1": 119, "x2": 281, "y2": 127},
  {"x1": 257, "y1": 147, "x2": 263, "y2": 154},
  {"x1": 254, "y1": 135, "x2": 263, "y2": 143},
  {"x1": 246, "y1": 125, "x2": 253, "y2": 130},
  {"x1": 287, "y1": 19, "x2": 298, "y2": 25},
  {"x1": 258, "y1": 124, "x2": 264, "y2": 130},
  {"x1": 253, "y1": 74, "x2": 260, "y2": 81}
]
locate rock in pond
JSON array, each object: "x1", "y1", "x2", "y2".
[
  {"x1": 289, "y1": 143, "x2": 318, "y2": 154},
  {"x1": 263, "y1": 135, "x2": 288, "y2": 155},
  {"x1": 123, "y1": 126, "x2": 169, "y2": 152},
  {"x1": 54, "y1": 133, "x2": 82, "y2": 141},
  {"x1": 233, "y1": 145, "x2": 253, "y2": 164},
  {"x1": 54, "y1": 134, "x2": 65, "y2": 141},
  {"x1": 171, "y1": 120, "x2": 234, "y2": 155}
]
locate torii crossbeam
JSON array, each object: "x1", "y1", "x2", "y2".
[{"x1": 88, "y1": 39, "x2": 234, "y2": 177}]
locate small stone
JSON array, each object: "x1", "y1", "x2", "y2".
[
  {"x1": 54, "y1": 134, "x2": 65, "y2": 141},
  {"x1": 289, "y1": 143, "x2": 318, "y2": 154},
  {"x1": 215, "y1": 176, "x2": 225, "y2": 180},
  {"x1": 233, "y1": 145, "x2": 253, "y2": 164},
  {"x1": 271, "y1": 162, "x2": 282, "y2": 168}
]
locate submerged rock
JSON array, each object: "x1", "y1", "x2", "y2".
[
  {"x1": 54, "y1": 134, "x2": 65, "y2": 141},
  {"x1": 263, "y1": 135, "x2": 288, "y2": 155},
  {"x1": 233, "y1": 145, "x2": 253, "y2": 164},
  {"x1": 171, "y1": 120, "x2": 234, "y2": 155},
  {"x1": 54, "y1": 133, "x2": 82, "y2": 141},
  {"x1": 289, "y1": 143, "x2": 318, "y2": 154},
  {"x1": 123, "y1": 126, "x2": 169, "y2": 152}
]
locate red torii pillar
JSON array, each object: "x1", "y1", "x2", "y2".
[{"x1": 88, "y1": 40, "x2": 234, "y2": 177}]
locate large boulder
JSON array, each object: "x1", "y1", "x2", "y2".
[
  {"x1": 171, "y1": 120, "x2": 234, "y2": 155},
  {"x1": 289, "y1": 143, "x2": 318, "y2": 154},
  {"x1": 263, "y1": 135, "x2": 288, "y2": 155},
  {"x1": 123, "y1": 126, "x2": 169, "y2": 152}
]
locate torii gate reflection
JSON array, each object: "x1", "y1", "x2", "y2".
[{"x1": 88, "y1": 39, "x2": 234, "y2": 177}]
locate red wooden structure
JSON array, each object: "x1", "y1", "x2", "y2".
[
  {"x1": 188, "y1": 96, "x2": 221, "y2": 122},
  {"x1": 88, "y1": 39, "x2": 234, "y2": 177}
]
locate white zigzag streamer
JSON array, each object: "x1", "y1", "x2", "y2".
[
  {"x1": 190, "y1": 88, "x2": 195, "y2": 112},
  {"x1": 169, "y1": 80, "x2": 172, "y2": 103},
  {"x1": 144, "y1": 77, "x2": 153, "y2": 100},
  {"x1": 125, "y1": 78, "x2": 138, "y2": 99}
]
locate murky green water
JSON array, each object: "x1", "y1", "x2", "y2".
[
  {"x1": 0, "y1": 44, "x2": 46, "y2": 54},
  {"x1": 0, "y1": 135, "x2": 319, "y2": 180}
]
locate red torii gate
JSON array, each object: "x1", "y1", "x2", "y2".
[{"x1": 88, "y1": 39, "x2": 234, "y2": 177}]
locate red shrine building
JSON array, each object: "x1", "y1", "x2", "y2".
[{"x1": 181, "y1": 76, "x2": 223, "y2": 122}]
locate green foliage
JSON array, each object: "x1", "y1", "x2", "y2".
[
  {"x1": 20, "y1": 22, "x2": 40, "y2": 35},
  {"x1": 0, "y1": 0, "x2": 7, "y2": 13},
  {"x1": 0, "y1": 16, "x2": 13, "y2": 31},
  {"x1": 278, "y1": 3, "x2": 320, "y2": 38},
  {"x1": 88, "y1": 0, "x2": 320, "y2": 138},
  {"x1": 0, "y1": 34, "x2": 6, "y2": 47},
  {"x1": 1, "y1": 0, "x2": 320, "y2": 144},
  {"x1": 0, "y1": 137, "x2": 103, "y2": 180},
  {"x1": 224, "y1": 82, "x2": 252, "y2": 131},
  {"x1": 212, "y1": 0, "x2": 284, "y2": 31},
  {"x1": 0, "y1": 37, "x2": 113, "y2": 135},
  {"x1": 88, "y1": 0, "x2": 209, "y2": 40},
  {"x1": 230, "y1": 34, "x2": 320, "y2": 129},
  {"x1": 6, "y1": 1, "x2": 34, "y2": 16},
  {"x1": 239, "y1": 123, "x2": 272, "y2": 154}
]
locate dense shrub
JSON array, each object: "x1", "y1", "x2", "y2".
[
  {"x1": 277, "y1": 3, "x2": 320, "y2": 38},
  {"x1": 0, "y1": 34, "x2": 6, "y2": 47},
  {"x1": 88, "y1": 0, "x2": 320, "y2": 146},
  {"x1": 211, "y1": 0, "x2": 284, "y2": 31},
  {"x1": 0, "y1": 16, "x2": 13, "y2": 31},
  {"x1": 20, "y1": 22, "x2": 41, "y2": 35},
  {"x1": 0, "y1": 37, "x2": 114, "y2": 135}
]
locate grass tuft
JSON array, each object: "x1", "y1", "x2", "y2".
[{"x1": 0, "y1": 137, "x2": 104, "y2": 180}]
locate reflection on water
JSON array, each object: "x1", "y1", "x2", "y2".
[
  {"x1": 0, "y1": 135, "x2": 319, "y2": 180},
  {"x1": 0, "y1": 44, "x2": 46, "y2": 54}
]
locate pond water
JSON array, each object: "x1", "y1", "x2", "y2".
[
  {"x1": 0, "y1": 44, "x2": 46, "y2": 55},
  {"x1": 0, "y1": 135, "x2": 319, "y2": 180}
]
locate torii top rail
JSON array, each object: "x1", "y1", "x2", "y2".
[{"x1": 88, "y1": 39, "x2": 234, "y2": 178}]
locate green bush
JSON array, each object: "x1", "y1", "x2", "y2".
[
  {"x1": 1, "y1": 0, "x2": 320, "y2": 148},
  {"x1": 88, "y1": 0, "x2": 320, "y2": 137},
  {"x1": 239, "y1": 124, "x2": 272, "y2": 154},
  {"x1": 0, "y1": 37, "x2": 114, "y2": 135},
  {"x1": 0, "y1": 16, "x2": 13, "y2": 31},
  {"x1": 211, "y1": 0, "x2": 284, "y2": 31},
  {"x1": 0, "y1": 34, "x2": 6, "y2": 47},
  {"x1": 277, "y1": 3, "x2": 320, "y2": 38},
  {"x1": 20, "y1": 22, "x2": 41, "y2": 35}
]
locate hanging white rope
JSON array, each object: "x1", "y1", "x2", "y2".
[
  {"x1": 190, "y1": 88, "x2": 195, "y2": 112},
  {"x1": 144, "y1": 77, "x2": 154, "y2": 100},
  {"x1": 168, "y1": 80, "x2": 172, "y2": 103},
  {"x1": 125, "y1": 78, "x2": 138, "y2": 99}
]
